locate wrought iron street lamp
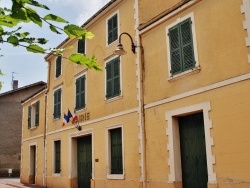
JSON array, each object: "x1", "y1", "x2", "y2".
[{"x1": 113, "y1": 32, "x2": 137, "y2": 55}]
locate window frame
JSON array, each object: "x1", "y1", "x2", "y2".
[
  {"x1": 75, "y1": 73, "x2": 86, "y2": 111},
  {"x1": 106, "y1": 11, "x2": 119, "y2": 46},
  {"x1": 53, "y1": 87, "x2": 62, "y2": 119},
  {"x1": 55, "y1": 55, "x2": 62, "y2": 78},
  {"x1": 106, "y1": 124, "x2": 124, "y2": 179},
  {"x1": 28, "y1": 100, "x2": 40, "y2": 129},
  {"x1": 166, "y1": 12, "x2": 199, "y2": 79},
  {"x1": 105, "y1": 56, "x2": 121, "y2": 100}
]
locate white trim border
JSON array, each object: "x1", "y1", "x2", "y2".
[{"x1": 241, "y1": 0, "x2": 250, "y2": 63}]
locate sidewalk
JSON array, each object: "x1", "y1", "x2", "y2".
[{"x1": 0, "y1": 178, "x2": 43, "y2": 188}]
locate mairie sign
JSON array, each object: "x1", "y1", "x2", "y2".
[{"x1": 77, "y1": 112, "x2": 90, "y2": 122}]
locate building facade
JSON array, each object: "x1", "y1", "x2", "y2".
[
  {"x1": 21, "y1": 0, "x2": 250, "y2": 188},
  {"x1": 0, "y1": 81, "x2": 46, "y2": 177},
  {"x1": 138, "y1": 0, "x2": 250, "y2": 187}
]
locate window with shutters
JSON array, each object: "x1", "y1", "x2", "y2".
[
  {"x1": 166, "y1": 13, "x2": 199, "y2": 78},
  {"x1": 107, "y1": 12, "x2": 118, "y2": 45},
  {"x1": 107, "y1": 126, "x2": 124, "y2": 179},
  {"x1": 77, "y1": 39, "x2": 85, "y2": 54},
  {"x1": 105, "y1": 57, "x2": 121, "y2": 100},
  {"x1": 54, "y1": 140, "x2": 61, "y2": 174},
  {"x1": 75, "y1": 74, "x2": 86, "y2": 111},
  {"x1": 28, "y1": 101, "x2": 40, "y2": 129},
  {"x1": 55, "y1": 55, "x2": 62, "y2": 78},
  {"x1": 53, "y1": 88, "x2": 61, "y2": 119}
]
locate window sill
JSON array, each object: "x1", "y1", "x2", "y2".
[
  {"x1": 53, "y1": 173, "x2": 61, "y2": 177},
  {"x1": 168, "y1": 66, "x2": 201, "y2": 81},
  {"x1": 75, "y1": 107, "x2": 87, "y2": 113},
  {"x1": 53, "y1": 117, "x2": 61, "y2": 122},
  {"x1": 107, "y1": 174, "x2": 124, "y2": 180},
  {"x1": 105, "y1": 95, "x2": 123, "y2": 103},
  {"x1": 29, "y1": 126, "x2": 38, "y2": 130}
]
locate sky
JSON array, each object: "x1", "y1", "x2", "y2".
[{"x1": 0, "y1": 0, "x2": 110, "y2": 93}]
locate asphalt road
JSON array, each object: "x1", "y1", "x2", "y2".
[{"x1": 0, "y1": 178, "x2": 35, "y2": 188}]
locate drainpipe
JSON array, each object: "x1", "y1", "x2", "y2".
[
  {"x1": 138, "y1": 42, "x2": 147, "y2": 188},
  {"x1": 134, "y1": 0, "x2": 147, "y2": 187},
  {"x1": 43, "y1": 61, "x2": 51, "y2": 188}
]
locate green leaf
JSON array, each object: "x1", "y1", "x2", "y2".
[
  {"x1": 26, "y1": 44, "x2": 45, "y2": 53},
  {"x1": 10, "y1": 8, "x2": 29, "y2": 22},
  {"x1": 26, "y1": 8, "x2": 42, "y2": 27},
  {"x1": 85, "y1": 31, "x2": 95, "y2": 39},
  {"x1": 37, "y1": 38, "x2": 48, "y2": 44},
  {"x1": 44, "y1": 14, "x2": 68, "y2": 23},
  {"x1": 7, "y1": 36, "x2": 19, "y2": 46},
  {"x1": 20, "y1": 32, "x2": 30, "y2": 38},
  {"x1": 49, "y1": 25, "x2": 61, "y2": 34},
  {"x1": 25, "y1": 0, "x2": 50, "y2": 10},
  {"x1": 0, "y1": 15, "x2": 20, "y2": 27},
  {"x1": 69, "y1": 53, "x2": 102, "y2": 71},
  {"x1": 12, "y1": 1, "x2": 23, "y2": 13},
  {"x1": 65, "y1": 46, "x2": 73, "y2": 50},
  {"x1": 64, "y1": 24, "x2": 87, "y2": 39},
  {"x1": 0, "y1": 26, "x2": 3, "y2": 35}
]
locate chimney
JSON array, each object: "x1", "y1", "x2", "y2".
[{"x1": 13, "y1": 80, "x2": 18, "y2": 90}]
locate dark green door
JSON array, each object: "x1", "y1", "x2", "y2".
[
  {"x1": 179, "y1": 112, "x2": 208, "y2": 188},
  {"x1": 77, "y1": 135, "x2": 92, "y2": 188}
]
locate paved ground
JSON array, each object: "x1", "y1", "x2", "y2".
[{"x1": 0, "y1": 178, "x2": 41, "y2": 188}]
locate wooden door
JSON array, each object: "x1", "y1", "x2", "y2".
[
  {"x1": 77, "y1": 135, "x2": 92, "y2": 188},
  {"x1": 179, "y1": 112, "x2": 208, "y2": 188}
]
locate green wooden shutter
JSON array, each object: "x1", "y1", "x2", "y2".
[
  {"x1": 28, "y1": 105, "x2": 31, "y2": 129},
  {"x1": 56, "y1": 56, "x2": 62, "y2": 78},
  {"x1": 75, "y1": 76, "x2": 86, "y2": 110},
  {"x1": 106, "y1": 62, "x2": 112, "y2": 99},
  {"x1": 54, "y1": 140, "x2": 61, "y2": 173},
  {"x1": 180, "y1": 18, "x2": 195, "y2": 71},
  {"x1": 169, "y1": 25, "x2": 182, "y2": 75},
  {"x1": 53, "y1": 91, "x2": 57, "y2": 118},
  {"x1": 113, "y1": 58, "x2": 120, "y2": 97},
  {"x1": 57, "y1": 89, "x2": 61, "y2": 117},
  {"x1": 78, "y1": 39, "x2": 85, "y2": 54},
  {"x1": 108, "y1": 14, "x2": 118, "y2": 44},
  {"x1": 106, "y1": 58, "x2": 120, "y2": 99},
  {"x1": 35, "y1": 101, "x2": 40, "y2": 126},
  {"x1": 110, "y1": 128, "x2": 123, "y2": 174},
  {"x1": 75, "y1": 78, "x2": 80, "y2": 110},
  {"x1": 54, "y1": 89, "x2": 61, "y2": 118},
  {"x1": 80, "y1": 76, "x2": 86, "y2": 108}
]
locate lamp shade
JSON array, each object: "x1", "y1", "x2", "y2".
[{"x1": 113, "y1": 43, "x2": 127, "y2": 55}]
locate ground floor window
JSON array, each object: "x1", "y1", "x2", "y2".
[
  {"x1": 54, "y1": 140, "x2": 61, "y2": 174},
  {"x1": 107, "y1": 126, "x2": 124, "y2": 179}
]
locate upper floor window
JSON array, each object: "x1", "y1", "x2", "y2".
[
  {"x1": 75, "y1": 75, "x2": 86, "y2": 111},
  {"x1": 78, "y1": 39, "x2": 85, "y2": 54},
  {"x1": 107, "y1": 13, "x2": 118, "y2": 45},
  {"x1": 55, "y1": 55, "x2": 62, "y2": 78},
  {"x1": 106, "y1": 57, "x2": 120, "y2": 99},
  {"x1": 53, "y1": 88, "x2": 61, "y2": 119},
  {"x1": 167, "y1": 15, "x2": 198, "y2": 77},
  {"x1": 28, "y1": 101, "x2": 40, "y2": 129}
]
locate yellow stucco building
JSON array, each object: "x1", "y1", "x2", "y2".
[{"x1": 21, "y1": 0, "x2": 250, "y2": 188}]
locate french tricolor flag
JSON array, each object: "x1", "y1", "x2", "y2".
[
  {"x1": 72, "y1": 109, "x2": 78, "y2": 123},
  {"x1": 62, "y1": 113, "x2": 68, "y2": 126}
]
